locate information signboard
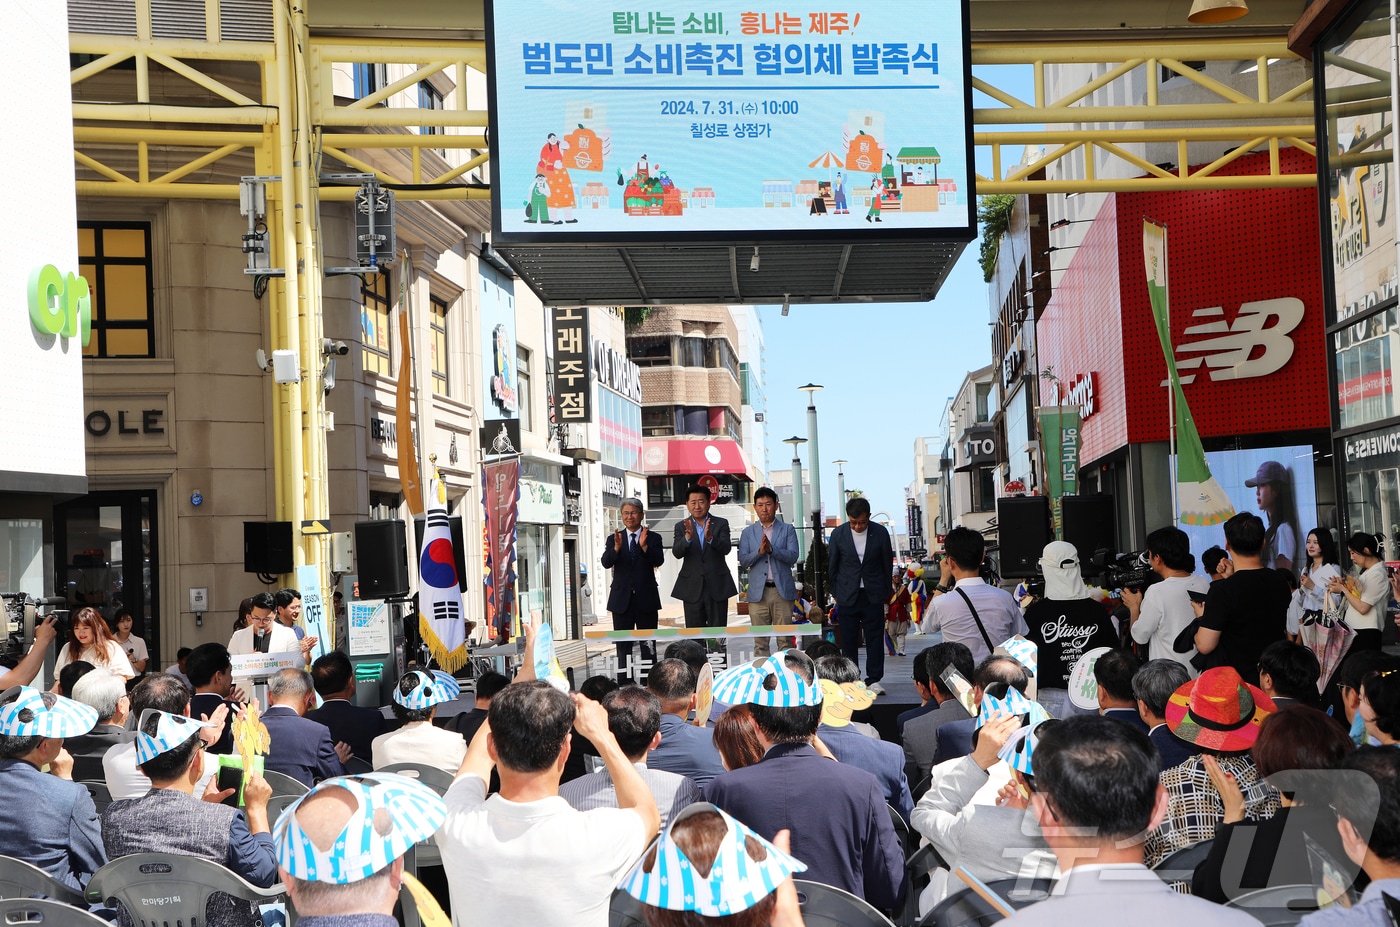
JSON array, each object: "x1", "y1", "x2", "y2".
[{"x1": 486, "y1": 0, "x2": 973, "y2": 240}]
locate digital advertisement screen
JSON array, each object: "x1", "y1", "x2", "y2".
[
  {"x1": 486, "y1": 0, "x2": 973, "y2": 239},
  {"x1": 1179, "y1": 445, "x2": 1319, "y2": 576}
]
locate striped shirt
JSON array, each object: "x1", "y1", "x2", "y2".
[{"x1": 559, "y1": 761, "x2": 700, "y2": 829}]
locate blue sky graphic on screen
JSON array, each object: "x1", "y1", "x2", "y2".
[
  {"x1": 1178, "y1": 445, "x2": 1318, "y2": 576},
  {"x1": 489, "y1": 1, "x2": 970, "y2": 234}
]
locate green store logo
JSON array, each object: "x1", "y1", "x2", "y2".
[{"x1": 28, "y1": 265, "x2": 92, "y2": 346}]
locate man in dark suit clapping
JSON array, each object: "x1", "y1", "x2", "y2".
[
  {"x1": 827, "y1": 496, "x2": 895, "y2": 692},
  {"x1": 671, "y1": 485, "x2": 738, "y2": 635},
  {"x1": 601, "y1": 498, "x2": 667, "y2": 682}
]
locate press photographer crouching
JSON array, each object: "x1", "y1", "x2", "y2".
[
  {"x1": 1123, "y1": 526, "x2": 1211, "y2": 674},
  {"x1": 1021, "y1": 542, "x2": 1118, "y2": 719}
]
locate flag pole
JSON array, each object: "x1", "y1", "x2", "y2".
[{"x1": 1164, "y1": 223, "x2": 1179, "y2": 523}]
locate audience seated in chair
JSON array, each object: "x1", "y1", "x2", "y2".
[
  {"x1": 273, "y1": 772, "x2": 448, "y2": 927},
  {"x1": 261, "y1": 669, "x2": 348, "y2": 788},
  {"x1": 104, "y1": 672, "x2": 223, "y2": 801},
  {"x1": 813, "y1": 655, "x2": 913, "y2": 822},
  {"x1": 437, "y1": 668, "x2": 659, "y2": 927},
  {"x1": 66, "y1": 670, "x2": 132, "y2": 781},
  {"x1": 1132, "y1": 659, "x2": 1199, "y2": 772},
  {"x1": 371, "y1": 670, "x2": 464, "y2": 773},
  {"x1": 994, "y1": 715, "x2": 1259, "y2": 927},
  {"x1": 306, "y1": 652, "x2": 384, "y2": 763},
  {"x1": 1256, "y1": 640, "x2": 1322, "y2": 709},
  {"x1": 902, "y1": 643, "x2": 975, "y2": 787},
  {"x1": 645, "y1": 659, "x2": 726, "y2": 786},
  {"x1": 0, "y1": 686, "x2": 106, "y2": 892},
  {"x1": 560, "y1": 686, "x2": 700, "y2": 829},
  {"x1": 1096, "y1": 649, "x2": 1150, "y2": 733},
  {"x1": 101, "y1": 709, "x2": 277, "y2": 927},
  {"x1": 932, "y1": 654, "x2": 1028, "y2": 767},
  {"x1": 444, "y1": 671, "x2": 510, "y2": 747}
]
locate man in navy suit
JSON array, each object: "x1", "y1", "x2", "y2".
[
  {"x1": 827, "y1": 496, "x2": 895, "y2": 691},
  {"x1": 1132, "y1": 658, "x2": 1200, "y2": 770},
  {"x1": 261, "y1": 668, "x2": 348, "y2": 787},
  {"x1": 738, "y1": 486, "x2": 800, "y2": 658},
  {"x1": 671, "y1": 485, "x2": 738, "y2": 631},
  {"x1": 933, "y1": 655, "x2": 1030, "y2": 766},
  {"x1": 1095, "y1": 649, "x2": 1151, "y2": 734},
  {"x1": 307, "y1": 651, "x2": 384, "y2": 763},
  {"x1": 816, "y1": 656, "x2": 914, "y2": 822},
  {"x1": 601, "y1": 498, "x2": 667, "y2": 682}
]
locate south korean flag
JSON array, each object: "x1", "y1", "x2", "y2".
[{"x1": 418, "y1": 478, "x2": 468, "y2": 670}]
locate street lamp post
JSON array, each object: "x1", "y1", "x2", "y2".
[
  {"x1": 833, "y1": 459, "x2": 848, "y2": 523},
  {"x1": 799, "y1": 384, "x2": 823, "y2": 529},
  {"x1": 783, "y1": 435, "x2": 808, "y2": 560}
]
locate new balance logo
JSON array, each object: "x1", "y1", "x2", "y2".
[{"x1": 1162, "y1": 297, "x2": 1304, "y2": 386}]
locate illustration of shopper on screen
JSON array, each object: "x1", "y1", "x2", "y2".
[
  {"x1": 833, "y1": 172, "x2": 848, "y2": 214},
  {"x1": 525, "y1": 174, "x2": 551, "y2": 224}
]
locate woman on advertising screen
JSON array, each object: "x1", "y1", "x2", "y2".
[{"x1": 1246, "y1": 460, "x2": 1300, "y2": 575}]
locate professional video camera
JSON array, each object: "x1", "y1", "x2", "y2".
[
  {"x1": 1, "y1": 593, "x2": 66, "y2": 669},
  {"x1": 1087, "y1": 549, "x2": 1159, "y2": 592}
]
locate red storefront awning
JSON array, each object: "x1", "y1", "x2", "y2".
[{"x1": 642, "y1": 438, "x2": 754, "y2": 481}]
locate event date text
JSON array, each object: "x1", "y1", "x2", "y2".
[{"x1": 660, "y1": 99, "x2": 800, "y2": 116}]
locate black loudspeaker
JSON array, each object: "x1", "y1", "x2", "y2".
[
  {"x1": 997, "y1": 496, "x2": 1051, "y2": 578},
  {"x1": 1062, "y1": 494, "x2": 1118, "y2": 563},
  {"x1": 413, "y1": 513, "x2": 469, "y2": 592},
  {"x1": 244, "y1": 521, "x2": 293, "y2": 575},
  {"x1": 355, "y1": 520, "x2": 410, "y2": 599}
]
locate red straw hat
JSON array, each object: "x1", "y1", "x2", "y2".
[{"x1": 1164, "y1": 666, "x2": 1276, "y2": 753}]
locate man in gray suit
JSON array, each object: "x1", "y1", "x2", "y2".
[
  {"x1": 671, "y1": 485, "x2": 738, "y2": 631},
  {"x1": 998, "y1": 715, "x2": 1259, "y2": 927},
  {"x1": 902, "y1": 642, "x2": 975, "y2": 789},
  {"x1": 827, "y1": 496, "x2": 895, "y2": 692},
  {"x1": 738, "y1": 486, "x2": 800, "y2": 658}
]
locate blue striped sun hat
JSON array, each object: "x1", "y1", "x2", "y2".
[
  {"x1": 620, "y1": 803, "x2": 806, "y2": 916},
  {"x1": 711, "y1": 653, "x2": 822, "y2": 708},
  {"x1": 977, "y1": 688, "x2": 1051, "y2": 730},
  {"x1": 0, "y1": 686, "x2": 97, "y2": 739},
  {"x1": 392, "y1": 670, "x2": 461, "y2": 710},
  {"x1": 998, "y1": 636, "x2": 1038, "y2": 677},
  {"x1": 135, "y1": 709, "x2": 216, "y2": 764},
  {"x1": 997, "y1": 719, "x2": 1053, "y2": 777},
  {"x1": 274, "y1": 773, "x2": 447, "y2": 883}
]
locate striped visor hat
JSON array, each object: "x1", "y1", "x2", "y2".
[
  {"x1": 620, "y1": 803, "x2": 807, "y2": 916},
  {"x1": 274, "y1": 773, "x2": 447, "y2": 884},
  {"x1": 997, "y1": 718, "x2": 1057, "y2": 777},
  {"x1": 0, "y1": 686, "x2": 97, "y2": 739},
  {"x1": 392, "y1": 670, "x2": 461, "y2": 710},
  {"x1": 998, "y1": 636, "x2": 1038, "y2": 677},
  {"x1": 135, "y1": 709, "x2": 216, "y2": 764},
  {"x1": 711, "y1": 652, "x2": 823, "y2": 708},
  {"x1": 977, "y1": 687, "x2": 1051, "y2": 730}
]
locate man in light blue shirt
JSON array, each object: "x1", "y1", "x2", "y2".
[
  {"x1": 1299, "y1": 747, "x2": 1400, "y2": 927},
  {"x1": 923, "y1": 526, "x2": 1027, "y2": 664},
  {"x1": 738, "y1": 487, "x2": 800, "y2": 658}
]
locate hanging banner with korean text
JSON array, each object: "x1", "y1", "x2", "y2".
[
  {"x1": 295, "y1": 565, "x2": 331, "y2": 663},
  {"x1": 483, "y1": 458, "x2": 521, "y2": 641},
  {"x1": 1038, "y1": 406, "x2": 1080, "y2": 539}
]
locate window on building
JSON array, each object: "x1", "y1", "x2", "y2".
[
  {"x1": 429, "y1": 295, "x2": 449, "y2": 395},
  {"x1": 78, "y1": 222, "x2": 155, "y2": 358},
  {"x1": 353, "y1": 63, "x2": 387, "y2": 99},
  {"x1": 629, "y1": 335, "x2": 673, "y2": 366},
  {"x1": 708, "y1": 338, "x2": 738, "y2": 378},
  {"x1": 679, "y1": 336, "x2": 706, "y2": 367},
  {"x1": 360, "y1": 272, "x2": 393, "y2": 377},
  {"x1": 517, "y1": 346, "x2": 533, "y2": 431},
  {"x1": 973, "y1": 468, "x2": 997, "y2": 512},
  {"x1": 369, "y1": 491, "x2": 400, "y2": 520},
  {"x1": 724, "y1": 408, "x2": 742, "y2": 443},
  {"x1": 642, "y1": 406, "x2": 674, "y2": 437},
  {"x1": 975, "y1": 382, "x2": 992, "y2": 423},
  {"x1": 418, "y1": 81, "x2": 444, "y2": 136}
]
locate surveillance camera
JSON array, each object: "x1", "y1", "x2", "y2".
[{"x1": 322, "y1": 339, "x2": 350, "y2": 356}]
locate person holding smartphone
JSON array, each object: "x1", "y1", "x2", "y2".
[{"x1": 1328, "y1": 532, "x2": 1391, "y2": 653}]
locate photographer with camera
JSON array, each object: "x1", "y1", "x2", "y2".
[
  {"x1": 1123, "y1": 526, "x2": 1210, "y2": 674},
  {"x1": 1023, "y1": 542, "x2": 1119, "y2": 719},
  {"x1": 923, "y1": 527, "x2": 1026, "y2": 664}
]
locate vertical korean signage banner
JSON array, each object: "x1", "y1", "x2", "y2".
[
  {"x1": 1038, "y1": 406, "x2": 1080, "y2": 539},
  {"x1": 486, "y1": 0, "x2": 973, "y2": 237},
  {"x1": 552, "y1": 306, "x2": 592, "y2": 422},
  {"x1": 483, "y1": 458, "x2": 521, "y2": 641}
]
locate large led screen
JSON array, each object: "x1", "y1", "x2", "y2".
[
  {"x1": 1179, "y1": 445, "x2": 1318, "y2": 577},
  {"x1": 486, "y1": 0, "x2": 973, "y2": 240}
]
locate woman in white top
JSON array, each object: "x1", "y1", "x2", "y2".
[
  {"x1": 112, "y1": 607, "x2": 149, "y2": 674},
  {"x1": 1294, "y1": 528, "x2": 1341, "y2": 641},
  {"x1": 53, "y1": 606, "x2": 135, "y2": 680},
  {"x1": 1326, "y1": 532, "x2": 1391, "y2": 653}
]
